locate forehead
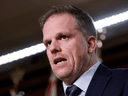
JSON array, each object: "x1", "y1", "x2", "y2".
[
  {"x1": 42, "y1": 13, "x2": 77, "y2": 40},
  {"x1": 43, "y1": 13, "x2": 76, "y2": 30}
]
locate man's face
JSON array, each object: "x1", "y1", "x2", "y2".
[{"x1": 43, "y1": 13, "x2": 91, "y2": 85}]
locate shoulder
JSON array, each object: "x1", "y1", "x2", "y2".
[
  {"x1": 100, "y1": 64, "x2": 128, "y2": 73},
  {"x1": 99, "y1": 64, "x2": 128, "y2": 77},
  {"x1": 112, "y1": 68, "x2": 128, "y2": 74},
  {"x1": 110, "y1": 67, "x2": 128, "y2": 79}
]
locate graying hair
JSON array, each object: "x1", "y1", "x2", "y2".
[{"x1": 39, "y1": 5, "x2": 97, "y2": 39}]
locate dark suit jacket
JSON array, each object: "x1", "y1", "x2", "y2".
[{"x1": 60, "y1": 64, "x2": 128, "y2": 96}]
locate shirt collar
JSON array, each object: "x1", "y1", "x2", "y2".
[{"x1": 63, "y1": 61, "x2": 101, "y2": 93}]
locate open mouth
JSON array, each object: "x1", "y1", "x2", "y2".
[{"x1": 54, "y1": 58, "x2": 67, "y2": 64}]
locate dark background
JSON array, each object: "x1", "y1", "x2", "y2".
[{"x1": 0, "y1": 0, "x2": 128, "y2": 96}]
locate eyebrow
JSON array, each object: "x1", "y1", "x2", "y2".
[
  {"x1": 56, "y1": 32, "x2": 66, "y2": 37},
  {"x1": 43, "y1": 31, "x2": 72, "y2": 43},
  {"x1": 43, "y1": 38, "x2": 49, "y2": 44}
]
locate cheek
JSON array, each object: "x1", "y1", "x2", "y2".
[
  {"x1": 72, "y1": 44, "x2": 86, "y2": 65},
  {"x1": 67, "y1": 48, "x2": 80, "y2": 68},
  {"x1": 47, "y1": 51, "x2": 52, "y2": 63}
]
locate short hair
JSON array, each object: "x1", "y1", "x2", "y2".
[{"x1": 39, "y1": 5, "x2": 97, "y2": 39}]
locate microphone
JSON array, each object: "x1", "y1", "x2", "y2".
[{"x1": 16, "y1": 91, "x2": 25, "y2": 96}]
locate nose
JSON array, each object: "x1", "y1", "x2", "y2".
[{"x1": 49, "y1": 40, "x2": 61, "y2": 54}]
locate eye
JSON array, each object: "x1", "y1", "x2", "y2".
[
  {"x1": 60, "y1": 35, "x2": 68, "y2": 40},
  {"x1": 46, "y1": 41, "x2": 51, "y2": 47}
]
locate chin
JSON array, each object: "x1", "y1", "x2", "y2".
[{"x1": 55, "y1": 69, "x2": 73, "y2": 81}]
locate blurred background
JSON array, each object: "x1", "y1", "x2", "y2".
[{"x1": 0, "y1": 0, "x2": 128, "y2": 96}]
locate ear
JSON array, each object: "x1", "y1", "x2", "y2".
[{"x1": 86, "y1": 36, "x2": 97, "y2": 53}]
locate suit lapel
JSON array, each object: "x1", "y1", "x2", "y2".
[{"x1": 85, "y1": 64, "x2": 112, "y2": 96}]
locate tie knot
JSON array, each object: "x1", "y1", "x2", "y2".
[{"x1": 66, "y1": 85, "x2": 82, "y2": 96}]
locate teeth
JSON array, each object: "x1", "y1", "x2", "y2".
[{"x1": 55, "y1": 58, "x2": 66, "y2": 64}]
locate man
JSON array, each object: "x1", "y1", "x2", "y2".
[{"x1": 39, "y1": 5, "x2": 128, "y2": 96}]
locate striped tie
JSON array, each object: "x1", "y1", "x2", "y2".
[{"x1": 66, "y1": 85, "x2": 82, "y2": 96}]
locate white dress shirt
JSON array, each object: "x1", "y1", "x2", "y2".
[{"x1": 62, "y1": 61, "x2": 101, "y2": 96}]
